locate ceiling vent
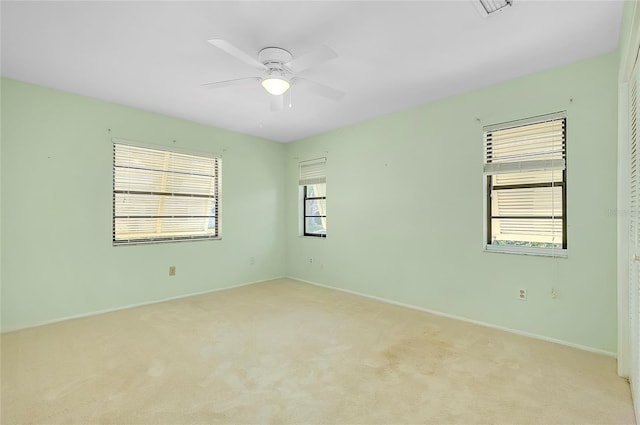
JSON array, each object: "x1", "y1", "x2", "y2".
[{"x1": 474, "y1": 0, "x2": 513, "y2": 17}]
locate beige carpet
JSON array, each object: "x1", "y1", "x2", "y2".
[{"x1": 1, "y1": 278, "x2": 635, "y2": 424}]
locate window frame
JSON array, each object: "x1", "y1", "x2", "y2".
[
  {"x1": 303, "y1": 183, "x2": 327, "y2": 238},
  {"x1": 112, "y1": 140, "x2": 222, "y2": 246},
  {"x1": 298, "y1": 157, "x2": 327, "y2": 238},
  {"x1": 483, "y1": 113, "x2": 567, "y2": 257}
]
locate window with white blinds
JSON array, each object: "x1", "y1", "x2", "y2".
[
  {"x1": 299, "y1": 158, "x2": 326, "y2": 186},
  {"x1": 484, "y1": 112, "x2": 567, "y2": 255},
  {"x1": 113, "y1": 142, "x2": 221, "y2": 245},
  {"x1": 299, "y1": 158, "x2": 327, "y2": 237}
]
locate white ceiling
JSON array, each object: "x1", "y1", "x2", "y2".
[{"x1": 1, "y1": 1, "x2": 625, "y2": 143}]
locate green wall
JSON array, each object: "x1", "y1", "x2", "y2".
[
  {"x1": 285, "y1": 52, "x2": 619, "y2": 353},
  {"x1": 1, "y1": 78, "x2": 286, "y2": 331},
  {"x1": 1, "y1": 51, "x2": 620, "y2": 352}
]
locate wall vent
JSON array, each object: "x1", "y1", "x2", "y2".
[{"x1": 475, "y1": 0, "x2": 513, "y2": 17}]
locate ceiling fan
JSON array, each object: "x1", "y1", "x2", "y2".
[{"x1": 203, "y1": 39, "x2": 345, "y2": 112}]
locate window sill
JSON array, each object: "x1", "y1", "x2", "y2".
[
  {"x1": 114, "y1": 236, "x2": 221, "y2": 246},
  {"x1": 484, "y1": 244, "x2": 567, "y2": 258}
]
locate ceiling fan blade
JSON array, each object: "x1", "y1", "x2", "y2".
[
  {"x1": 284, "y1": 45, "x2": 337, "y2": 73},
  {"x1": 207, "y1": 39, "x2": 267, "y2": 71},
  {"x1": 293, "y1": 77, "x2": 345, "y2": 102},
  {"x1": 201, "y1": 77, "x2": 260, "y2": 89},
  {"x1": 270, "y1": 94, "x2": 284, "y2": 112}
]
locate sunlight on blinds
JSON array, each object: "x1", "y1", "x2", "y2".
[
  {"x1": 484, "y1": 113, "x2": 566, "y2": 250},
  {"x1": 113, "y1": 143, "x2": 220, "y2": 245}
]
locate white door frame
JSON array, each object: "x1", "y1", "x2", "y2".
[
  {"x1": 619, "y1": 79, "x2": 631, "y2": 378},
  {"x1": 618, "y1": 2, "x2": 640, "y2": 420}
]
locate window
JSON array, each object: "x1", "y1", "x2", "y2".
[
  {"x1": 484, "y1": 112, "x2": 566, "y2": 256},
  {"x1": 304, "y1": 183, "x2": 327, "y2": 237},
  {"x1": 299, "y1": 158, "x2": 327, "y2": 237},
  {"x1": 113, "y1": 142, "x2": 221, "y2": 245}
]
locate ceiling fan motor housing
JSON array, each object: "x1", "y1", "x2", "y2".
[{"x1": 259, "y1": 47, "x2": 293, "y2": 74}]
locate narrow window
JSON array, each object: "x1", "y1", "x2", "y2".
[
  {"x1": 484, "y1": 112, "x2": 566, "y2": 256},
  {"x1": 304, "y1": 183, "x2": 327, "y2": 237},
  {"x1": 299, "y1": 158, "x2": 327, "y2": 237},
  {"x1": 113, "y1": 142, "x2": 221, "y2": 245}
]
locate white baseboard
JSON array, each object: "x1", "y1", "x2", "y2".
[
  {"x1": 287, "y1": 276, "x2": 617, "y2": 358},
  {"x1": 3, "y1": 275, "x2": 618, "y2": 358},
  {"x1": 1, "y1": 276, "x2": 284, "y2": 334}
]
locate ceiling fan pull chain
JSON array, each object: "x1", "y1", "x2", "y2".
[{"x1": 289, "y1": 85, "x2": 293, "y2": 108}]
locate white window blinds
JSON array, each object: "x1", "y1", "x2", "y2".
[
  {"x1": 113, "y1": 142, "x2": 221, "y2": 245},
  {"x1": 299, "y1": 158, "x2": 326, "y2": 185},
  {"x1": 484, "y1": 112, "x2": 567, "y2": 252},
  {"x1": 484, "y1": 113, "x2": 566, "y2": 174}
]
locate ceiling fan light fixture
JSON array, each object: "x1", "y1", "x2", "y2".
[{"x1": 261, "y1": 77, "x2": 290, "y2": 96}]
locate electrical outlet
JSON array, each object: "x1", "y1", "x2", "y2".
[
  {"x1": 309, "y1": 258, "x2": 313, "y2": 263},
  {"x1": 169, "y1": 266, "x2": 176, "y2": 276},
  {"x1": 551, "y1": 288, "x2": 558, "y2": 299},
  {"x1": 518, "y1": 288, "x2": 527, "y2": 301},
  {"x1": 250, "y1": 257, "x2": 255, "y2": 266}
]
